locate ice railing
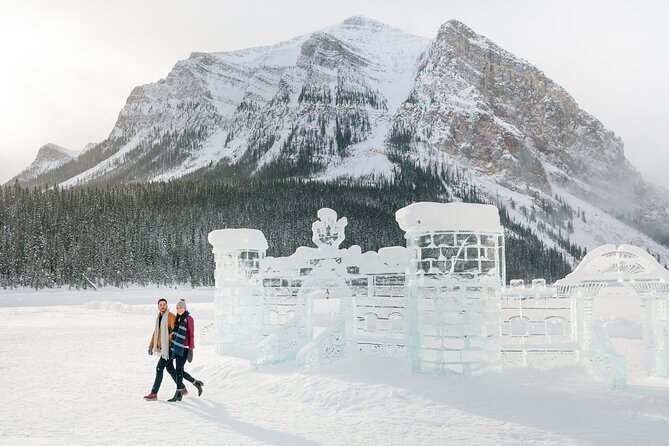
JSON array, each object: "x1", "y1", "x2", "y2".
[
  {"x1": 630, "y1": 281, "x2": 669, "y2": 294},
  {"x1": 297, "y1": 316, "x2": 347, "y2": 371},
  {"x1": 556, "y1": 282, "x2": 607, "y2": 297},
  {"x1": 253, "y1": 265, "x2": 356, "y2": 368},
  {"x1": 354, "y1": 273, "x2": 406, "y2": 356},
  {"x1": 500, "y1": 279, "x2": 580, "y2": 369},
  {"x1": 252, "y1": 277, "x2": 315, "y2": 369},
  {"x1": 260, "y1": 268, "x2": 408, "y2": 355},
  {"x1": 251, "y1": 309, "x2": 309, "y2": 368},
  {"x1": 261, "y1": 276, "x2": 303, "y2": 334}
]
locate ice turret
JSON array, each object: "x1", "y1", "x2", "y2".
[
  {"x1": 396, "y1": 202, "x2": 504, "y2": 375},
  {"x1": 208, "y1": 229, "x2": 268, "y2": 354}
]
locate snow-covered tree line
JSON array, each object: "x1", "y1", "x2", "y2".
[{"x1": 0, "y1": 169, "x2": 573, "y2": 289}]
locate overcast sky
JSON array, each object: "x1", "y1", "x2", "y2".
[{"x1": 1, "y1": 0, "x2": 667, "y2": 188}]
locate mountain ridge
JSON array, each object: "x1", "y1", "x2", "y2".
[{"x1": 8, "y1": 16, "x2": 669, "y2": 265}]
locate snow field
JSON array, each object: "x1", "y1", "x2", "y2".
[{"x1": 1, "y1": 287, "x2": 669, "y2": 445}]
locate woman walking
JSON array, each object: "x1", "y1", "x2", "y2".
[{"x1": 168, "y1": 299, "x2": 204, "y2": 402}]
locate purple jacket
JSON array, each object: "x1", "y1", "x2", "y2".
[{"x1": 185, "y1": 315, "x2": 195, "y2": 350}]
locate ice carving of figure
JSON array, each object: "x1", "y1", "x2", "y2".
[{"x1": 312, "y1": 208, "x2": 347, "y2": 251}]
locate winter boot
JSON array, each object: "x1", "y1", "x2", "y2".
[
  {"x1": 167, "y1": 390, "x2": 182, "y2": 402},
  {"x1": 193, "y1": 380, "x2": 204, "y2": 397},
  {"x1": 143, "y1": 393, "x2": 158, "y2": 401}
]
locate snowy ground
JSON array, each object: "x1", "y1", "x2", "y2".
[{"x1": 2, "y1": 287, "x2": 669, "y2": 445}]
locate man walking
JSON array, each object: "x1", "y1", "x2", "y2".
[{"x1": 143, "y1": 298, "x2": 177, "y2": 400}]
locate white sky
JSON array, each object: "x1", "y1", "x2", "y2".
[{"x1": 1, "y1": 0, "x2": 667, "y2": 188}]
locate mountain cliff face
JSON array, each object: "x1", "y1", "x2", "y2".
[
  {"x1": 391, "y1": 20, "x2": 647, "y2": 213},
  {"x1": 11, "y1": 16, "x2": 669, "y2": 264}
]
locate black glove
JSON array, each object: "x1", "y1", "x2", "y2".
[
  {"x1": 148, "y1": 348, "x2": 153, "y2": 356},
  {"x1": 187, "y1": 349, "x2": 193, "y2": 363}
]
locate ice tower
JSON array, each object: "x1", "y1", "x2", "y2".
[
  {"x1": 396, "y1": 202, "x2": 504, "y2": 375},
  {"x1": 208, "y1": 229, "x2": 268, "y2": 354}
]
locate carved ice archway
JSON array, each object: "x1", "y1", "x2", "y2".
[
  {"x1": 565, "y1": 244, "x2": 669, "y2": 283},
  {"x1": 556, "y1": 244, "x2": 669, "y2": 379},
  {"x1": 295, "y1": 264, "x2": 355, "y2": 341}
]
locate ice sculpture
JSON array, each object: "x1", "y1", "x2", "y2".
[
  {"x1": 311, "y1": 208, "x2": 347, "y2": 250},
  {"x1": 252, "y1": 261, "x2": 356, "y2": 369},
  {"x1": 396, "y1": 203, "x2": 504, "y2": 375},
  {"x1": 209, "y1": 203, "x2": 504, "y2": 375},
  {"x1": 556, "y1": 244, "x2": 669, "y2": 383},
  {"x1": 208, "y1": 205, "x2": 669, "y2": 384},
  {"x1": 207, "y1": 229, "x2": 268, "y2": 355}
]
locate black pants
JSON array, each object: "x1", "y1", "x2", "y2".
[
  {"x1": 175, "y1": 349, "x2": 196, "y2": 391},
  {"x1": 151, "y1": 356, "x2": 176, "y2": 394}
]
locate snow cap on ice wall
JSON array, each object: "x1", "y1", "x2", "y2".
[
  {"x1": 208, "y1": 228, "x2": 268, "y2": 251},
  {"x1": 395, "y1": 202, "x2": 503, "y2": 234}
]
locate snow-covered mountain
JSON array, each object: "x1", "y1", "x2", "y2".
[
  {"x1": 10, "y1": 16, "x2": 669, "y2": 264},
  {"x1": 9, "y1": 143, "x2": 80, "y2": 184},
  {"x1": 391, "y1": 20, "x2": 665, "y2": 223}
]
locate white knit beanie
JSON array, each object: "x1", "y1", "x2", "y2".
[{"x1": 176, "y1": 299, "x2": 187, "y2": 310}]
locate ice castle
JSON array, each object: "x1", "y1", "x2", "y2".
[{"x1": 208, "y1": 202, "x2": 669, "y2": 387}]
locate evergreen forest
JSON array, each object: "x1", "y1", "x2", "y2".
[{"x1": 0, "y1": 161, "x2": 575, "y2": 289}]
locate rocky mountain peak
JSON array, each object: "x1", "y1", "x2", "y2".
[
  {"x1": 36, "y1": 143, "x2": 77, "y2": 160},
  {"x1": 410, "y1": 19, "x2": 630, "y2": 195},
  {"x1": 7, "y1": 143, "x2": 78, "y2": 184},
  {"x1": 437, "y1": 19, "x2": 477, "y2": 39},
  {"x1": 299, "y1": 32, "x2": 370, "y2": 70},
  {"x1": 340, "y1": 15, "x2": 390, "y2": 31}
]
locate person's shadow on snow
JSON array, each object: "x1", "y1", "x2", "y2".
[{"x1": 172, "y1": 398, "x2": 320, "y2": 446}]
